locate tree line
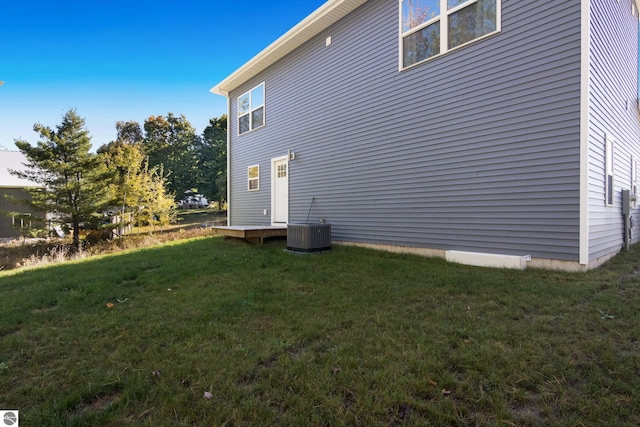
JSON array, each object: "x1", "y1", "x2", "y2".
[{"x1": 7, "y1": 109, "x2": 227, "y2": 248}]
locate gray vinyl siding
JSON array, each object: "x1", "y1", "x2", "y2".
[
  {"x1": 228, "y1": 0, "x2": 583, "y2": 260},
  {"x1": 587, "y1": 0, "x2": 640, "y2": 261}
]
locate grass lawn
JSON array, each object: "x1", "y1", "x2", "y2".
[{"x1": 1, "y1": 236, "x2": 639, "y2": 426}]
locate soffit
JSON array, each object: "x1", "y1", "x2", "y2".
[{"x1": 211, "y1": 0, "x2": 369, "y2": 96}]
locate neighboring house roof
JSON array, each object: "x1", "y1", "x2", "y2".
[
  {"x1": 211, "y1": 0, "x2": 368, "y2": 96},
  {"x1": 0, "y1": 150, "x2": 39, "y2": 188}
]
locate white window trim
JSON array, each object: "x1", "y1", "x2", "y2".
[
  {"x1": 632, "y1": 156, "x2": 638, "y2": 208},
  {"x1": 248, "y1": 164, "x2": 260, "y2": 192},
  {"x1": 11, "y1": 212, "x2": 32, "y2": 228},
  {"x1": 237, "y1": 82, "x2": 265, "y2": 136},
  {"x1": 399, "y1": 0, "x2": 502, "y2": 71},
  {"x1": 605, "y1": 135, "x2": 615, "y2": 206}
]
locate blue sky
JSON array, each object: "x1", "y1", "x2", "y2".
[{"x1": 0, "y1": 0, "x2": 325, "y2": 149}]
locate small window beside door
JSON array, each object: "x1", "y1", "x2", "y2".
[{"x1": 248, "y1": 165, "x2": 259, "y2": 191}]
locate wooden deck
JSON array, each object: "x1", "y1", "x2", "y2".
[{"x1": 213, "y1": 225, "x2": 287, "y2": 244}]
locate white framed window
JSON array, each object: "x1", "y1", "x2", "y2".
[
  {"x1": 400, "y1": 0, "x2": 500, "y2": 69},
  {"x1": 248, "y1": 165, "x2": 259, "y2": 191},
  {"x1": 632, "y1": 156, "x2": 638, "y2": 207},
  {"x1": 11, "y1": 213, "x2": 32, "y2": 229},
  {"x1": 238, "y1": 83, "x2": 265, "y2": 135},
  {"x1": 605, "y1": 136, "x2": 615, "y2": 206}
]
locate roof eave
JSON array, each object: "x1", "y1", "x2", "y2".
[{"x1": 210, "y1": 0, "x2": 368, "y2": 97}]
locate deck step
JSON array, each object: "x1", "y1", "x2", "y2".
[{"x1": 213, "y1": 225, "x2": 287, "y2": 244}]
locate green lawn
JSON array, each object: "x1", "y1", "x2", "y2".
[{"x1": 1, "y1": 237, "x2": 639, "y2": 426}]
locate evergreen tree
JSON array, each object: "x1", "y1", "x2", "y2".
[
  {"x1": 197, "y1": 115, "x2": 227, "y2": 208},
  {"x1": 11, "y1": 109, "x2": 110, "y2": 249}
]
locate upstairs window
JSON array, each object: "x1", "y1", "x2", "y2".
[
  {"x1": 400, "y1": 0, "x2": 500, "y2": 69},
  {"x1": 238, "y1": 83, "x2": 265, "y2": 135}
]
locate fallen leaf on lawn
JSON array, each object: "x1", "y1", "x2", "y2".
[
  {"x1": 106, "y1": 302, "x2": 114, "y2": 308},
  {"x1": 203, "y1": 391, "x2": 213, "y2": 399},
  {"x1": 332, "y1": 366, "x2": 341, "y2": 374},
  {"x1": 598, "y1": 309, "x2": 616, "y2": 320},
  {"x1": 441, "y1": 389, "x2": 452, "y2": 396},
  {"x1": 152, "y1": 370, "x2": 161, "y2": 379}
]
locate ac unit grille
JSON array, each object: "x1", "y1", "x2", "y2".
[{"x1": 287, "y1": 223, "x2": 331, "y2": 252}]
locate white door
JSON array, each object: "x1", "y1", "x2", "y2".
[{"x1": 271, "y1": 156, "x2": 288, "y2": 224}]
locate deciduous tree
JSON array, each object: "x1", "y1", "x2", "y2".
[
  {"x1": 143, "y1": 113, "x2": 199, "y2": 200},
  {"x1": 114, "y1": 120, "x2": 144, "y2": 146},
  {"x1": 99, "y1": 139, "x2": 176, "y2": 230}
]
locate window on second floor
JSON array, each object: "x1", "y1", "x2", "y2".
[
  {"x1": 238, "y1": 83, "x2": 265, "y2": 135},
  {"x1": 400, "y1": 0, "x2": 500, "y2": 69}
]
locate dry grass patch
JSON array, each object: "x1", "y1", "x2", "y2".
[{"x1": 0, "y1": 209, "x2": 225, "y2": 271}]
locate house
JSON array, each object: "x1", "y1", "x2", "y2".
[
  {"x1": 211, "y1": 0, "x2": 640, "y2": 271},
  {"x1": 0, "y1": 150, "x2": 42, "y2": 239}
]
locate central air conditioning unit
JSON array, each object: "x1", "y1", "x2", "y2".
[{"x1": 287, "y1": 223, "x2": 331, "y2": 252}]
